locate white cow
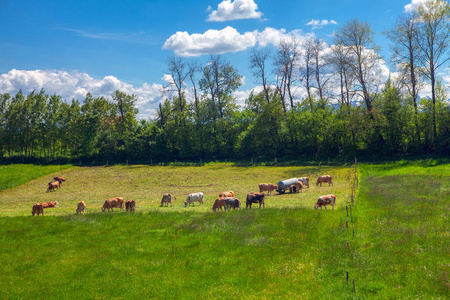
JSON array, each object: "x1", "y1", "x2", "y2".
[
  {"x1": 298, "y1": 177, "x2": 310, "y2": 188},
  {"x1": 185, "y1": 192, "x2": 204, "y2": 207}
]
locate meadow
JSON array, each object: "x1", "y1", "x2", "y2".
[{"x1": 0, "y1": 161, "x2": 448, "y2": 299}]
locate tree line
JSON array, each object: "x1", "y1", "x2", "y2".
[{"x1": 1, "y1": 0, "x2": 449, "y2": 163}]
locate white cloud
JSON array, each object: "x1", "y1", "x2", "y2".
[
  {"x1": 207, "y1": 0, "x2": 263, "y2": 22},
  {"x1": 163, "y1": 26, "x2": 314, "y2": 57},
  {"x1": 305, "y1": 19, "x2": 338, "y2": 29},
  {"x1": 0, "y1": 69, "x2": 164, "y2": 119},
  {"x1": 163, "y1": 26, "x2": 258, "y2": 57},
  {"x1": 404, "y1": 0, "x2": 428, "y2": 13}
]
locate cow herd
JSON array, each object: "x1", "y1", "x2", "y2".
[{"x1": 32, "y1": 174, "x2": 336, "y2": 216}]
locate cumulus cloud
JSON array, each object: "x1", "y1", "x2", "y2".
[
  {"x1": 162, "y1": 26, "x2": 258, "y2": 57},
  {"x1": 0, "y1": 69, "x2": 164, "y2": 119},
  {"x1": 305, "y1": 19, "x2": 338, "y2": 29},
  {"x1": 163, "y1": 26, "x2": 313, "y2": 57},
  {"x1": 207, "y1": 0, "x2": 263, "y2": 22},
  {"x1": 404, "y1": 0, "x2": 428, "y2": 13}
]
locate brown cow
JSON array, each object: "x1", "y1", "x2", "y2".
[
  {"x1": 42, "y1": 201, "x2": 58, "y2": 209},
  {"x1": 126, "y1": 199, "x2": 136, "y2": 212},
  {"x1": 316, "y1": 175, "x2": 333, "y2": 187},
  {"x1": 246, "y1": 193, "x2": 265, "y2": 208},
  {"x1": 53, "y1": 176, "x2": 66, "y2": 182},
  {"x1": 46, "y1": 181, "x2": 61, "y2": 192},
  {"x1": 314, "y1": 194, "x2": 336, "y2": 210},
  {"x1": 212, "y1": 198, "x2": 226, "y2": 212},
  {"x1": 219, "y1": 191, "x2": 234, "y2": 198},
  {"x1": 76, "y1": 201, "x2": 86, "y2": 214},
  {"x1": 258, "y1": 183, "x2": 277, "y2": 195},
  {"x1": 161, "y1": 193, "x2": 176, "y2": 207},
  {"x1": 102, "y1": 197, "x2": 124, "y2": 212},
  {"x1": 32, "y1": 203, "x2": 44, "y2": 216}
]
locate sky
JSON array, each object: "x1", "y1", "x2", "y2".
[{"x1": 0, "y1": 0, "x2": 448, "y2": 119}]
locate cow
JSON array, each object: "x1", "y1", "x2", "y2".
[
  {"x1": 32, "y1": 203, "x2": 44, "y2": 216},
  {"x1": 125, "y1": 199, "x2": 136, "y2": 212},
  {"x1": 316, "y1": 175, "x2": 333, "y2": 187},
  {"x1": 76, "y1": 201, "x2": 86, "y2": 214},
  {"x1": 161, "y1": 193, "x2": 176, "y2": 207},
  {"x1": 184, "y1": 192, "x2": 204, "y2": 207},
  {"x1": 53, "y1": 176, "x2": 66, "y2": 182},
  {"x1": 224, "y1": 197, "x2": 241, "y2": 210},
  {"x1": 314, "y1": 194, "x2": 336, "y2": 210},
  {"x1": 298, "y1": 177, "x2": 310, "y2": 188},
  {"x1": 295, "y1": 181, "x2": 304, "y2": 193},
  {"x1": 289, "y1": 184, "x2": 298, "y2": 194},
  {"x1": 46, "y1": 181, "x2": 61, "y2": 192},
  {"x1": 102, "y1": 197, "x2": 124, "y2": 212},
  {"x1": 246, "y1": 193, "x2": 265, "y2": 209},
  {"x1": 259, "y1": 183, "x2": 277, "y2": 195},
  {"x1": 219, "y1": 191, "x2": 234, "y2": 198},
  {"x1": 212, "y1": 198, "x2": 226, "y2": 212},
  {"x1": 42, "y1": 201, "x2": 58, "y2": 209}
]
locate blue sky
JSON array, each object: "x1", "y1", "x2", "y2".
[{"x1": 0, "y1": 0, "x2": 446, "y2": 118}]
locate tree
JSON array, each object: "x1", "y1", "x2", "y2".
[
  {"x1": 273, "y1": 38, "x2": 301, "y2": 111},
  {"x1": 385, "y1": 12, "x2": 423, "y2": 145},
  {"x1": 334, "y1": 19, "x2": 382, "y2": 114},
  {"x1": 249, "y1": 47, "x2": 271, "y2": 104},
  {"x1": 165, "y1": 55, "x2": 189, "y2": 111},
  {"x1": 414, "y1": 0, "x2": 450, "y2": 146},
  {"x1": 199, "y1": 55, "x2": 242, "y2": 119}
]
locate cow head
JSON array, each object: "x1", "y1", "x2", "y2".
[{"x1": 314, "y1": 204, "x2": 319, "y2": 210}]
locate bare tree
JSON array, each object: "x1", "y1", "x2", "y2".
[
  {"x1": 414, "y1": 0, "x2": 450, "y2": 145},
  {"x1": 300, "y1": 37, "x2": 316, "y2": 109},
  {"x1": 187, "y1": 60, "x2": 200, "y2": 114},
  {"x1": 273, "y1": 38, "x2": 301, "y2": 111},
  {"x1": 326, "y1": 44, "x2": 355, "y2": 109},
  {"x1": 385, "y1": 13, "x2": 422, "y2": 144},
  {"x1": 249, "y1": 47, "x2": 271, "y2": 104},
  {"x1": 334, "y1": 19, "x2": 381, "y2": 115},
  {"x1": 165, "y1": 55, "x2": 189, "y2": 111},
  {"x1": 311, "y1": 38, "x2": 331, "y2": 107}
]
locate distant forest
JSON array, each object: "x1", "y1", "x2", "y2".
[{"x1": 1, "y1": 3, "x2": 450, "y2": 163}]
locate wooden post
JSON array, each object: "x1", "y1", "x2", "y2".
[
  {"x1": 251, "y1": 157, "x2": 253, "y2": 165},
  {"x1": 346, "y1": 205, "x2": 348, "y2": 217},
  {"x1": 346, "y1": 220, "x2": 349, "y2": 229},
  {"x1": 200, "y1": 159, "x2": 202, "y2": 165},
  {"x1": 353, "y1": 279, "x2": 356, "y2": 293},
  {"x1": 107, "y1": 160, "x2": 108, "y2": 167},
  {"x1": 346, "y1": 271, "x2": 349, "y2": 286},
  {"x1": 127, "y1": 160, "x2": 128, "y2": 166},
  {"x1": 351, "y1": 193, "x2": 354, "y2": 204},
  {"x1": 275, "y1": 157, "x2": 277, "y2": 164},
  {"x1": 347, "y1": 241, "x2": 350, "y2": 250},
  {"x1": 151, "y1": 159, "x2": 153, "y2": 165}
]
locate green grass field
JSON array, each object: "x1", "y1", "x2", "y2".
[{"x1": 0, "y1": 161, "x2": 448, "y2": 299}]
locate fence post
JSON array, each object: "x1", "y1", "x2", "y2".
[
  {"x1": 346, "y1": 220, "x2": 349, "y2": 229},
  {"x1": 346, "y1": 271, "x2": 349, "y2": 286},
  {"x1": 251, "y1": 157, "x2": 253, "y2": 165},
  {"x1": 353, "y1": 279, "x2": 356, "y2": 293}
]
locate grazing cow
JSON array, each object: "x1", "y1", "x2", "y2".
[
  {"x1": 184, "y1": 192, "x2": 204, "y2": 207},
  {"x1": 161, "y1": 193, "x2": 176, "y2": 207},
  {"x1": 46, "y1": 181, "x2": 61, "y2": 192},
  {"x1": 258, "y1": 183, "x2": 277, "y2": 195},
  {"x1": 314, "y1": 194, "x2": 336, "y2": 210},
  {"x1": 212, "y1": 198, "x2": 226, "y2": 212},
  {"x1": 102, "y1": 197, "x2": 124, "y2": 212},
  {"x1": 295, "y1": 181, "x2": 304, "y2": 193},
  {"x1": 316, "y1": 175, "x2": 333, "y2": 187},
  {"x1": 289, "y1": 184, "x2": 298, "y2": 194},
  {"x1": 53, "y1": 176, "x2": 66, "y2": 182},
  {"x1": 76, "y1": 201, "x2": 86, "y2": 214},
  {"x1": 125, "y1": 199, "x2": 136, "y2": 212},
  {"x1": 224, "y1": 197, "x2": 241, "y2": 210},
  {"x1": 219, "y1": 191, "x2": 234, "y2": 198},
  {"x1": 32, "y1": 203, "x2": 44, "y2": 216},
  {"x1": 42, "y1": 201, "x2": 58, "y2": 209},
  {"x1": 246, "y1": 193, "x2": 265, "y2": 209},
  {"x1": 298, "y1": 177, "x2": 310, "y2": 188}
]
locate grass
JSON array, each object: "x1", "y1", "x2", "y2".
[
  {"x1": 0, "y1": 164, "x2": 72, "y2": 191},
  {"x1": 0, "y1": 161, "x2": 448, "y2": 299}
]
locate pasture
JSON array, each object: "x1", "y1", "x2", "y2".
[{"x1": 0, "y1": 161, "x2": 448, "y2": 299}]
